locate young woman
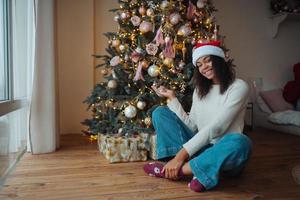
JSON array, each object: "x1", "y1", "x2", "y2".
[{"x1": 144, "y1": 41, "x2": 252, "y2": 192}]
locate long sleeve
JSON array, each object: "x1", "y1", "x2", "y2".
[
  {"x1": 183, "y1": 81, "x2": 250, "y2": 157},
  {"x1": 167, "y1": 94, "x2": 198, "y2": 132}
]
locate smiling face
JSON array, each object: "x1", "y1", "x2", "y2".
[{"x1": 196, "y1": 56, "x2": 219, "y2": 84}]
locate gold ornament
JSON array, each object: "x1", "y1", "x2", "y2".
[
  {"x1": 144, "y1": 117, "x2": 152, "y2": 127},
  {"x1": 163, "y1": 58, "x2": 173, "y2": 67},
  {"x1": 100, "y1": 68, "x2": 108, "y2": 76},
  {"x1": 138, "y1": 6, "x2": 146, "y2": 16},
  {"x1": 141, "y1": 60, "x2": 149, "y2": 69},
  {"x1": 112, "y1": 39, "x2": 121, "y2": 47}
]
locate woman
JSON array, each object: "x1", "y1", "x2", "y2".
[{"x1": 143, "y1": 41, "x2": 252, "y2": 192}]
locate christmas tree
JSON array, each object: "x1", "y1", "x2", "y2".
[{"x1": 82, "y1": 0, "x2": 229, "y2": 140}]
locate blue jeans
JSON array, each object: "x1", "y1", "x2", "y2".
[{"x1": 152, "y1": 106, "x2": 252, "y2": 190}]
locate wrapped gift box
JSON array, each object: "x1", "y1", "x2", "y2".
[
  {"x1": 98, "y1": 133, "x2": 149, "y2": 163},
  {"x1": 149, "y1": 134, "x2": 157, "y2": 160}
]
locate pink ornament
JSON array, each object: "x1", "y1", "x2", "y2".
[
  {"x1": 153, "y1": 26, "x2": 164, "y2": 46},
  {"x1": 169, "y1": 13, "x2": 181, "y2": 25},
  {"x1": 130, "y1": 16, "x2": 141, "y2": 26},
  {"x1": 133, "y1": 62, "x2": 145, "y2": 81},
  {"x1": 139, "y1": 21, "x2": 153, "y2": 33},
  {"x1": 187, "y1": 1, "x2": 196, "y2": 19},
  {"x1": 146, "y1": 43, "x2": 158, "y2": 56},
  {"x1": 131, "y1": 51, "x2": 140, "y2": 63},
  {"x1": 110, "y1": 56, "x2": 120, "y2": 66},
  {"x1": 178, "y1": 25, "x2": 192, "y2": 37},
  {"x1": 163, "y1": 38, "x2": 175, "y2": 59}
]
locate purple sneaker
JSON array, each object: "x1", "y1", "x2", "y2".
[
  {"x1": 143, "y1": 162, "x2": 165, "y2": 178},
  {"x1": 188, "y1": 177, "x2": 206, "y2": 192}
]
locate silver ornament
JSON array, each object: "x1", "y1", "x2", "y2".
[
  {"x1": 148, "y1": 65, "x2": 160, "y2": 77},
  {"x1": 119, "y1": 44, "x2": 125, "y2": 52},
  {"x1": 107, "y1": 80, "x2": 117, "y2": 89},
  {"x1": 137, "y1": 101, "x2": 146, "y2": 110},
  {"x1": 124, "y1": 105, "x2": 137, "y2": 118},
  {"x1": 114, "y1": 15, "x2": 120, "y2": 22}
]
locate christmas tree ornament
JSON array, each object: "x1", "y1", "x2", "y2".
[
  {"x1": 137, "y1": 101, "x2": 146, "y2": 110},
  {"x1": 112, "y1": 70, "x2": 117, "y2": 79},
  {"x1": 160, "y1": 1, "x2": 169, "y2": 10},
  {"x1": 163, "y1": 57, "x2": 173, "y2": 67},
  {"x1": 100, "y1": 68, "x2": 109, "y2": 76},
  {"x1": 169, "y1": 13, "x2": 181, "y2": 25},
  {"x1": 141, "y1": 60, "x2": 149, "y2": 69},
  {"x1": 146, "y1": 43, "x2": 158, "y2": 56},
  {"x1": 130, "y1": 16, "x2": 141, "y2": 26},
  {"x1": 110, "y1": 56, "x2": 120, "y2": 66},
  {"x1": 139, "y1": 21, "x2": 153, "y2": 33},
  {"x1": 124, "y1": 54, "x2": 129, "y2": 61},
  {"x1": 120, "y1": 11, "x2": 130, "y2": 20},
  {"x1": 107, "y1": 80, "x2": 117, "y2": 89},
  {"x1": 177, "y1": 24, "x2": 192, "y2": 37},
  {"x1": 118, "y1": 128, "x2": 123, "y2": 134},
  {"x1": 197, "y1": 0, "x2": 206, "y2": 8},
  {"x1": 146, "y1": 8, "x2": 154, "y2": 17},
  {"x1": 124, "y1": 105, "x2": 137, "y2": 118},
  {"x1": 153, "y1": 26, "x2": 164, "y2": 46},
  {"x1": 114, "y1": 15, "x2": 120, "y2": 22},
  {"x1": 159, "y1": 52, "x2": 165, "y2": 59},
  {"x1": 148, "y1": 64, "x2": 160, "y2": 77},
  {"x1": 133, "y1": 62, "x2": 145, "y2": 81},
  {"x1": 112, "y1": 39, "x2": 121, "y2": 47},
  {"x1": 119, "y1": 44, "x2": 126, "y2": 52},
  {"x1": 138, "y1": 6, "x2": 146, "y2": 16},
  {"x1": 144, "y1": 117, "x2": 152, "y2": 127},
  {"x1": 178, "y1": 60, "x2": 186, "y2": 69},
  {"x1": 131, "y1": 51, "x2": 140, "y2": 63}
]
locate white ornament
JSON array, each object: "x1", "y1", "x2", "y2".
[
  {"x1": 146, "y1": 8, "x2": 154, "y2": 16},
  {"x1": 118, "y1": 128, "x2": 123, "y2": 134},
  {"x1": 114, "y1": 15, "x2": 120, "y2": 22},
  {"x1": 107, "y1": 80, "x2": 117, "y2": 89},
  {"x1": 148, "y1": 65, "x2": 160, "y2": 77},
  {"x1": 160, "y1": 1, "x2": 169, "y2": 9},
  {"x1": 120, "y1": 12, "x2": 129, "y2": 20},
  {"x1": 112, "y1": 70, "x2": 117, "y2": 79},
  {"x1": 124, "y1": 105, "x2": 137, "y2": 118},
  {"x1": 137, "y1": 101, "x2": 146, "y2": 110},
  {"x1": 197, "y1": 0, "x2": 205, "y2": 8},
  {"x1": 119, "y1": 44, "x2": 125, "y2": 52},
  {"x1": 179, "y1": 61, "x2": 185, "y2": 69},
  {"x1": 169, "y1": 13, "x2": 181, "y2": 25}
]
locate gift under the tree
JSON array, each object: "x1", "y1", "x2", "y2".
[
  {"x1": 149, "y1": 133, "x2": 157, "y2": 160},
  {"x1": 98, "y1": 133, "x2": 149, "y2": 163}
]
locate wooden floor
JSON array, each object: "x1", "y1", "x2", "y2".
[{"x1": 0, "y1": 128, "x2": 300, "y2": 200}]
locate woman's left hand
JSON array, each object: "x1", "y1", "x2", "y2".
[{"x1": 162, "y1": 158, "x2": 184, "y2": 180}]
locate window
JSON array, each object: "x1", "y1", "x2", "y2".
[
  {"x1": 0, "y1": 0, "x2": 34, "y2": 185},
  {"x1": 0, "y1": 0, "x2": 9, "y2": 101}
]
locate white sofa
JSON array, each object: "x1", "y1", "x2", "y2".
[{"x1": 254, "y1": 96, "x2": 300, "y2": 136}]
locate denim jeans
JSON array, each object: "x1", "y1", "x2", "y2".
[{"x1": 152, "y1": 106, "x2": 252, "y2": 190}]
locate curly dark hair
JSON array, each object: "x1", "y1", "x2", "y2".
[{"x1": 192, "y1": 55, "x2": 236, "y2": 99}]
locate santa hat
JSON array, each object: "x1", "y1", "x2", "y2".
[{"x1": 192, "y1": 41, "x2": 225, "y2": 66}]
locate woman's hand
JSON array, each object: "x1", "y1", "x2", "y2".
[
  {"x1": 151, "y1": 84, "x2": 176, "y2": 100},
  {"x1": 162, "y1": 157, "x2": 184, "y2": 180}
]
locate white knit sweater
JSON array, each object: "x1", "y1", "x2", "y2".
[{"x1": 167, "y1": 78, "x2": 250, "y2": 157}]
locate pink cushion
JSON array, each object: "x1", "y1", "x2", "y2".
[{"x1": 259, "y1": 89, "x2": 294, "y2": 112}]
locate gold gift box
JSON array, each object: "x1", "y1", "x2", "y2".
[
  {"x1": 98, "y1": 133, "x2": 149, "y2": 163},
  {"x1": 149, "y1": 134, "x2": 157, "y2": 160}
]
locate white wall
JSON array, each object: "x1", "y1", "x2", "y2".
[{"x1": 214, "y1": 0, "x2": 300, "y2": 90}]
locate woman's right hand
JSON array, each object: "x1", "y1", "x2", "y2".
[{"x1": 151, "y1": 84, "x2": 176, "y2": 100}]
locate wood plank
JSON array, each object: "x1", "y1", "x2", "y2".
[{"x1": 0, "y1": 128, "x2": 300, "y2": 200}]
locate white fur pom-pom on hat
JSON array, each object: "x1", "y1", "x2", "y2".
[{"x1": 192, "y1": 41, "x2": 225, "y2": 67}]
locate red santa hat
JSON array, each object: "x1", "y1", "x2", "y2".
[{"x1": 192, "y1": 41, "x2": 225, "y2": 66}]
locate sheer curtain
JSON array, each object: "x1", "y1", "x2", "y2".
[{"x1": 29, "y1": 0, "x2": 59, "y2": 154}]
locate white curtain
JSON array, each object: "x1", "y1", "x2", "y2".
[{"x1": 29, "y1": 0, "x2": 59, "y2": 154}]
